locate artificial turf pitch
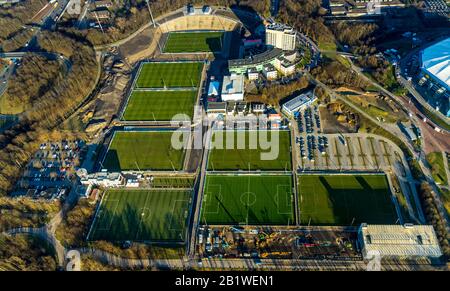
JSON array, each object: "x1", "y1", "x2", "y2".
[
  {"x1": 201, "y1": 175, "x2": 294, "y2": 225},
  {"x1": 207, "y1": 130, "x2": 292, "y2": 171},
  {"x1": 102, "y1": 131, "x2": 185, "y2": 172},
  {"x1": 136, "y1": 62, "x2": 203, "y2": 89},
  {"x1": 164, "y1": 31, "x2": 224, "y2": 53},
  {"x1": 89, "y1": 189, "x2": 191, "y2": 242},
  {"x1": 122, "y1": 90, "x2": 198, "y2": 121},
  {"x1": 298, "y1": 174, "x2": 397, "y2": 226}
]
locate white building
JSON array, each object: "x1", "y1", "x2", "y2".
[
  {"x1": 282, "y1": 90, "x2": 316, "y2": 116},
  {"x1": 247, "y1": 68, "x2": 259, "y2": 80},
  {"x1": 208, "y1": 80, "x2": 221, "y2": 97},
  {"x1": 266, "y1": 23, "x2": 296, "y2": 51},
  {"x1": 80, "y1": 171, "x2": 125, "y2": 188},
  {"x1": 206, "y1": 102, "x2": 227, "y2": 117},
  {"x1": 358, "y1": 224, "x2": 443, "y2": 260},
  {"x1": 274, "y1": 57, "x2": 296, "y2": 76},
  {"x1": 221, "y1": 74, "x2": 244, "y2": 101},
  {"x1": 263, "y1": 64, "x2": 278, "y2": 80}
]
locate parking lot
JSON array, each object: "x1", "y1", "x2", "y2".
[
  {"x1": 294, "y1": 106, "x2": 407, "y2": 176},
  {"x1": 13, "y1": 139, "x2": 86, "y2": 200}
]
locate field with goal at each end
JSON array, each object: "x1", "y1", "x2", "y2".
[
  {"x1": 201, "y1": 174, "x2": 295, "y2": 225},
  {"x1": 89, "y1": 189, "x2": 192, "y2": 242}
]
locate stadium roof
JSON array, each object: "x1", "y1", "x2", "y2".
[
  {"x1": 421, "y1": 38, "x2": 450, "y2": 89},
  {"x1": 359, "y1": 224, "x2": 442, "y2": 258}
]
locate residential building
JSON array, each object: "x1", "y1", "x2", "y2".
[
  {"x1": 247, "y1": 68, "x2": 259, "y2": 80},
  {"x1": 236, "y1": 102, "x2": 247, "y2": 115},
  {"x1": 263, "y1": 64, "x2": 278, "y2": 80},
  {"x1": 94, "y1": 0, "x2": 113, "y2": 9},
  {"x1": 274, "y1": 57, "x2": 296, "y2": 76},
  {"x1": 206, "y1": 102, "x2": 227, "y2": 116},
  {"x1": 265, "y1": 23, "x2": 296, "y2": 51},
  {"x1": 251, "y1": 103, "x2": 266, "y2": 114},
  {"x1": 228, "y1": 48, "x2": 284, "y2": 74}
]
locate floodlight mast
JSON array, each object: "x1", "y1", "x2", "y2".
[{"x1": 146, "y1": 0, "x2": 156, "y2": 27}]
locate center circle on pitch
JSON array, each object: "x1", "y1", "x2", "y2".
[{"x1": 240, "y1": 192, "x2": 256, "y2": 206}]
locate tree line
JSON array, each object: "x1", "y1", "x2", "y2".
[{"x1": 0, "y1": 31, "x2": 99, "y2": 196}]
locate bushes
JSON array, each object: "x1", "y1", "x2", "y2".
[
  {"x1": 0, "y1": 234, "x2": 57, "y2": 271},
  {"x1": 0, "y1": 197, "x2": 60, "y2": 231},
  {"x1": 418, "y1": 183, "x2": 450, "y2": 259},
  {"x1": 56, "y1": 199, "x2": 96, "y2": 248},
  {"x1": 0, "y1": 31, "x2": 99, "y2": 196}
]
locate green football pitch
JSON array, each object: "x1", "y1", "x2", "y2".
[
  {"x1": 207, "y1": 130, "x2": 292, "y2": 171},
  {"x1": 102, "y1": 131, "x2": 185, "y2": 171},
  {"x1": 164, "y1": 31, "x2": 224, "y2": 53},
  {"x1": 89, "y1": 189, "x2": 191, "y2": 242},
  {"x1": 135, "y1": 62, "x2": 203, "y2": 89},
  {"x1": 201, "y1": 175, "x2": 295, "y2": 225},
  {"x1": 298, "y1": 174, "x2": 398, "y2": 226},
  {"x1": 122, "y1": 90, "x2": 198, "y2": 121}
]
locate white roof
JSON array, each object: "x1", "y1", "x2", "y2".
[
  {"x1": 421, "y1": 38, "x2": 450, "y2": 89},
  {"x1": 221, "y1": 75, "x2": 244, "y2": 95},
  {"x1": 360, "y1": 224, "x2": 442, "y2": 258},
  {"x1": 208, "y1": 81, "x2": 220, "y2": 96}
]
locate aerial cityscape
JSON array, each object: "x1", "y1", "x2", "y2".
[{"x1": 0, "y1": 0, "x2": 449, "y2": 276}]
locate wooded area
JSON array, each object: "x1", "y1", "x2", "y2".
[{"x1": 0, "y1": 31, "x2": 98, "y2": 196}]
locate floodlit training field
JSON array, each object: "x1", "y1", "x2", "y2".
[
  {"x1": 298, "y1": 174, "x2": 397, "y2": 226},
  {"x1": 135, "y1": 62, "x2": 203, "y2": 89},
  {"x1": 122, "y1": 90, "x2": 198, "y2": 121},
  {"x1": 89, "y1": 189, "x2": 192, "y2": 242},
  {"x1": 102, "y1": 131, "x2": 186, "y2": 172},
  {"x1": 164, "y1": 31, "x2": 224, "y2": 53},
  {"x1": 207, "y1": 130, "x2": 292, "y2": 171},
  {"x1": 201, "y1": 174, "x2": 295, "y2": 225}
]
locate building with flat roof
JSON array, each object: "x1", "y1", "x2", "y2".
[
  {"x1": 221, "y1": 74, "x2": 244, "y2": 101},
  {"x1": 281, "y1": 90, "x2": 316, "y2": 116},
  {"x1": 247, "y1": 68, "x2": 259, "y2": 80},
  {"x1": 80, "y1": 171, "x2": 125, "y2": 188},
  {"x1": 228, "y1": 48, "x2": 284, "y2": 74},
  {"x1": 208, "y1": 80, "x2": 221, "y2": 97},
  {"x1": 358, "y1": 224, "x2": 443, "y2": 260},
  {"x1": 263, "y1": 64, "x2": 278, "y2": 80},
  {"x1": 275, "y1": 56, "x2": 296, "y2": 76},
  {"x1": 206, "y1": 102, "x2": 227, "y2": 116},
  {"x1": 266, "y1": 23, "x2": 296, "y2": 51}
]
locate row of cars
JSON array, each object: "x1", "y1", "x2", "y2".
[
  {"x1": 13, "y1": 139, "x2": 86, "y2": 200},
  {"x1": 296, "y1": 135, "x2": 329, "y2": 161},
  {"x1": 297, "y1": 107, "x2": 321, "y2": 134}
]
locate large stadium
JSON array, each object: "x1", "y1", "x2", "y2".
[{"x1": 419, "y1": 37, "x2": 450, "y2": 116}]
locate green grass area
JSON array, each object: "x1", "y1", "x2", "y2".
[
  {"x1": 122, "y1": 90, "x2": 198, "y2": 121},
  {"x1": 426, "y1": 152, "x2": 448, "y2": 186},
  {"x1": 164, "y1": 31, "x2": 224, "y2": 53},
  {"x1": 207, "y1": 130, "x2": 292, "y2": 171},
  {"x1": 136, "y1": 62, "x2": 203, "y2": 89},
  {"x1": 89, "y1": 189, "x2": 191, "y2": 242},
  {"x1": 103, "y1": 131, "x2": 185, "y2": 172},
  {"x1": 298, "y1": 174, "x2": 397, "y2": 226},
  {"x1": 0, "y1": 94, "x2": 25, "y2": 115},
  {"x1": 201, "y1": 174, "x2": 294, "y2": 225}
]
